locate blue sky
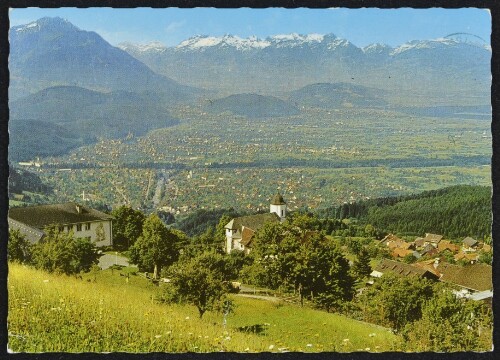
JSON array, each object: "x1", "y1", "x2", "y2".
[{"x1": 9, "y1": 7, "x2": 491, "y2": 47}]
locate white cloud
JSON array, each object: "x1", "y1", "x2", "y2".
[{"x1": 165, "y1": 20, "x2": 186, "y2": 35}]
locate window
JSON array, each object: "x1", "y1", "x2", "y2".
[
  {"x1": 58, "y1": 226, "x2": 64, "y2": 232},
  {"x1": 76, "y1": 224, "x2": 82, "y2": 232},
  {"x1": 85, "y1": 223, "x2": 91, "y2": 231},
  {"x1": 66, "y1": 225, "x2": 72, "y2": 232}
]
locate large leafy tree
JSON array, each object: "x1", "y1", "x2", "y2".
[
  {"x1": 249, "y1": 221, "x2": 354, "y2": 310},
  {"x1": 162, "y1": 252, "x2": 233, "y2": 319},
  {"x1": 8, "y1": 229, "x2": 32, "y2": 264},
  {"x1": 358, "y1": 274, "x2": 435, "y2": 331},
  {"x1": 31, "y1": 227, "x2": 100, "y2": 275},
  {"x1": 129, "y1": 214, "x2": 180, "y2": 278},
  {"x1": 110, "y1": 205, "x2": 145, "y2": 250}
]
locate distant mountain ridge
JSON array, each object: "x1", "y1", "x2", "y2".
[
  {"x1": 9, "y1": 86, "x2": 181, "y2": 161},
  {"x1": 206, "y1": 93, "x2": 300, "y2": 118},
  {"x1": 119, "y1": 33, "x2": 491, "y2": 105}
]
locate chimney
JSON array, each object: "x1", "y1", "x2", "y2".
[
  {"x1": 433, "y1": 257, "x2": 440, "y2": 269},
  {"x1": 76, "y1": 204, "x2": 81, "y2": 214}
]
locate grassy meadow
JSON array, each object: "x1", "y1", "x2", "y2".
[{"x1": 8, "y1": 263, "x2": 401, "y2": 353}]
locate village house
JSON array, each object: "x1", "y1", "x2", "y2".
[
  {"x1": 423, "y1": 233, "x2": 443, "y2": 247},
  {"x1": 454, "y1": 251, "x2": 479, "y2": 264},
  {"x1": 462, "y1": 236, "x2": 479, "y2": 251},
  {"x1": 225, "y1": 192, "x2": 286, "y2": 253},
  {"x1": 436, "y1": 262, "x2": 492, "y2": 293},
  {"x1": 437, "y1": 240, "x2": 460, "y2": 253},
  {"x1": 370, "y1": 259, "x2": 439, "y2": 280},
  {"x1": 8, "y1": 202, "x2": 113, "y2": 247}
]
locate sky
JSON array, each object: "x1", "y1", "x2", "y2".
[{"x1": 9, "y1": 7, "x2": 491, "y2": 48}]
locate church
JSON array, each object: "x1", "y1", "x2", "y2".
[{"x1": 224, "y1": 192, "x2": 287, "y2": 254}]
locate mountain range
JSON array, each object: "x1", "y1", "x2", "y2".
[
  {"x1": 8, "y1": 17, "x2": 492, "y2": 161},
  {"x1": 119, "y1": 33, "x2": 491, "y2": 105}
]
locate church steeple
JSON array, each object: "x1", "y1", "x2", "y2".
[{"x1": 270, "y1": 191, "x2": 286, "y2": 221}]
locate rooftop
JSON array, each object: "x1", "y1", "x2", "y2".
[
  {"x1": 9, "y1": 202, "x2": 113, "y2": 230},
  {"x1": 225, "y1": 212, "x2": 280, "y2": 232},
  {"x1": 437, "y1": 262, "x2": 492, "y2": 291},
  {"x1": 270, "y1": 192, "x2": 286, "y2": 205},
  {"x1": 374, "y1": 259, "x2": 438, "y2": 279}
]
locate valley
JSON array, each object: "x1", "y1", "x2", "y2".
[{"x1": 19, "y1": 104, "x2": 491, "y2": 215}]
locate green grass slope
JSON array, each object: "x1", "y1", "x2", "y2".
[{"x1": 8, "y1": 263, "x2": 400, "y2": 352}]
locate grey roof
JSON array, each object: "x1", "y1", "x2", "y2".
[
  {"x1": 8, "y1": 218, "x2": 45, "y2": 244},
  {"x1": 424, "y1": 233, "x2": 443, "y2": 243},
  {"x1": 9, "y1": 202, "x2": 113, "y2": 230},
  {"x1": 462, "y1": 237, "x2": 478, "y2": 247},
  {"x1": 225, "y1": 213, "x2": 280, "y2": 231}
]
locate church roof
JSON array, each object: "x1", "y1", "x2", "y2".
[
  {"x1": 224, "y1": 213, "x2": 280, "y2": 231},
  {"x1": 240, "y1": 227, "x2": 256, "y2": 246},
  {"x1": 271, "y1": 192, "x2": 286, "y2": 205},
  {"x1": 9, "y1": 202, "x2": 113, "y2": 230}
]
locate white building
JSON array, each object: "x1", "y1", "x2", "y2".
[
  {"x1": 8, "y1": 202, "x2": 113, "y2": 247},
  {"x1": 270, "y1": 191, "x2": 287, "y2": 221},
  {"x1": 224, "y1": 192, "x2": 286, "y2": 254}
]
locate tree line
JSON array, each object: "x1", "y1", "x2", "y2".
[{"x1": 318, "y1": 185, "x2": 491, "y2": 240}]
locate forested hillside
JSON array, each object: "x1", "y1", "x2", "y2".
[{"x1": 318, "y1": 185, "x2": 491, "y2": 239}]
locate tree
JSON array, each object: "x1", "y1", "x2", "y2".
[
  {"x1": 129, "y1": 214, "x2": 180, "y2": 278},
  {"x1": 358, "y1": 274, "x2": 435, "y2": 331},
  {"x1": 402, "y1": 253, "x2": 417, "y2": 264},
  {"x1": 250, "y1": 221, "x2": 354, "y2": 309},
  {"x1": 351, "y1": 247, "x2": 372, "y2": 279},
  {"x1": 478, "y1": 251, "x2": 492, "y2": 265},
  {"x1": 8, "y1": 229, "x2": 32, "y2": 264},
  {"x1": 31, "y1": 227, "x2": 100, "y2": 275},
  {"x1": 402, "y1": 290, "x2": 492, "y2": 351},
  {"x1": 162, "y1": 252, "x2": 233, "y2": 319},
  {"x1": 110, "y1": 206, "x2": 145, "y2": 250}
]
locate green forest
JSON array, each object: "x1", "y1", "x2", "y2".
[{"x1": 317, "y1": 185, "x2": 491, "y2": 240}]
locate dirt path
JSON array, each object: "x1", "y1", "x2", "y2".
[
  {"x1": 98, "y1": 253, "x2": 132, "y2": 270},
  {"x1": 235, "y1": 293, "x2": 282, "y2": 303}
]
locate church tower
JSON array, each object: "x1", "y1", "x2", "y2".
[{"x1": 270, "y1": 191, "x2": 287, "y2": 222}]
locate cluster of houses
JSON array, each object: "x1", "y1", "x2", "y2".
[
  {"x1": 370, "y1": 258, "x2": 492, "y2": 306},
  {"x1": 380, "y1": 232, "x2": 491, "y2": 264}
]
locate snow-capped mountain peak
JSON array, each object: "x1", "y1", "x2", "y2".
[
  {"x1": 118, "y1": 41, "x2": 167, "y2": 53},
  {"x1": 362, "y1": 43, "x2": 393, "y2": 54},
  {"x1": 12, "y1": 17, "x2": 77, "y2": 34},
  {"x1": 176, "y1": 34, "x2": 271, "y2": 51},
  {"x1": 390, "y1": 38, "x2": 461, "y2": 55}
]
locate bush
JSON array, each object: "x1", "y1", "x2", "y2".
[
  {"x1": 31, "y1": 227, "x2": 100, "y2": 275},
  {"x1": 8, "y1": 229, "x2": 32, "y2": 264}
]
